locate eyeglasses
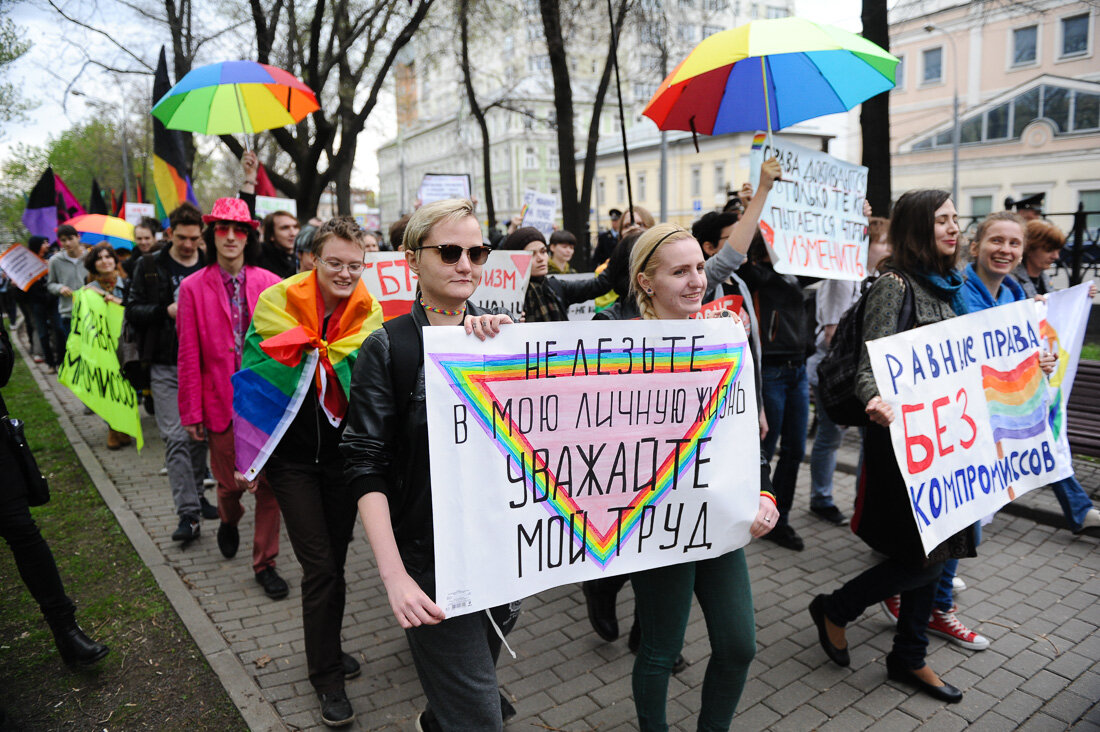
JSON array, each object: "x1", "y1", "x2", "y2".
[
  {"x1": 214, "y1": 223, "x2": 251, "y2": 238},
  {"x1": 419, "y1": 244, "x2": 491, "y2": 265},
  {"x1": 320, "y1": 259, "x2": 365, "y2": 275}
]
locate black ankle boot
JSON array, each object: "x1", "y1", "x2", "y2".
[{"x1": 51, "y1": 623, "x2": 109, "y2": 667}]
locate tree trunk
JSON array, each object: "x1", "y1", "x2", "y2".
[
  {"x1": 861, "y1": 0, "x2": 892, "y2": 216},
  {"x1": 460, "y1": 0, "x2": 496, "y2": 229},
  {"x1": 539, "y1": 0, "x2": 581, "y2": 245}
]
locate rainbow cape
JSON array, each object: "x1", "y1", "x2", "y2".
[{"x1": 232, "y1": 271, "x2": 382, "y2": 479}]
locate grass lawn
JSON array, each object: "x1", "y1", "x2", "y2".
[
  {"x1": 0, "y1": 353, "x2": 247, "y2": 730},
  {"x1": 1081, "y1": 342, "x2": 1100, "y2": 361}
]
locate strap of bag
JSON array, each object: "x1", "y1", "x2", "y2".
[{"x1": 382, "y1": 313, "x2": 423, "y2": 417}]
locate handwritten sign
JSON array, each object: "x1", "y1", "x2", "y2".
[
  {"x1": 122, "y1": 203, "x2": 156, "y2": 225},
  {"x1": 426, "y1": 319, "x2": 760, "y2": 616},
  {"x1": 552, "y1": 273, "x2": 598, "y2": 321},
  {"x1": 255, "y1": 195, "x2": 298, "y2": 219},
  {"x1": 58, "y1": 289, "x2": 143, "y2": 449},
  {"x1": 750, "y1": 135, "x2": 868, "y2": 281},
  {"x1": 693, "y1": 294, "x2": 744, "y2": 320},
  {"x1": 0, "y1": 245, "x2": 48, "y2": 291},
  {"x1": 866, "y1": 300, "x2": 1072, "y2": 554},
  {"x1": 361, "y1": 251, "x2": 532, "y2": 321},
  {"x1": 418, "y1": 174, "x2": 472, "y2": 206},
  {"x1": 519, "y1": 189, "x2": 558, "y2": 239}
]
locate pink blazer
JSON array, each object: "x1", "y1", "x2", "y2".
[{"x1": 176, "y1": 264, "x2": 282, "y2": 433}]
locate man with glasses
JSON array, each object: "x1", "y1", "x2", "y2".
[
  {"x1": 126, "y1": 202, "x2": 218, "y2": 544},
  {"x1": 176, "y1": 198, "x2": 288, "y2": 600}
]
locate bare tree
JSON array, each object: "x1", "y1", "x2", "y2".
[{"x1": 459, "y1": 0, "x2": 497, "y2": 228}]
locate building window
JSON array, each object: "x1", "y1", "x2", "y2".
[
  {"x1": 894, "y1": 54, "x2": 905, "y2": 90},
  {"x1": 525, "y1": 146, "x2": 538, "y2": 169},
  {"x1": 1012, "y1": 25, "x2": 1038, "y2": 66},
  {"x1": 922, "y1": 47, "x2": 943, "y2": 84},
  {"x1": 597, "y1": 178, "x2": 606, "y2": 205},
  {"x1": 702, "y1": 25, "x2": 723, "y2": 39},
  {"x1": 637, "y1": 172, "x2": 647, "y2": 202},
  {"x1": 1081, "y1": 190, "x2": 1100, "y2": 229},
  {"x1": 616, "y1": 175, "x2": 626, "y2": 202},
  {"x1": 970, "y1": 195, "x2": 992, "y2": 219},
  {"x1": 676, "y1": 24, "x2": 696, "y2": 43},
  {"x1": 765, "y1": 5, "x2": 786, "y2": 18},
  {"x1": 690, "y1": 165, "x2": 702, "y2": 198},
  {"x1": 713, "y1": 163, "x2": 725, "y2": 197},
  {"x1": 1061, "y1": 13, "x2": 1090, "y2": 58},
  {"x1": 547, "y1": 148, "x2": 558, "y2": 170}
]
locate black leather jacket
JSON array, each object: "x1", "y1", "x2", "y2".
[
  {"x1": 124, "y1": 247, "x2": 204, "y2": 365},
  {"x1": 341, "y1": 300, "x2": 498, "y2": 574}
]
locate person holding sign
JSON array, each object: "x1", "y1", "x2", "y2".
[
  {"x1": 810, "y1": 190, "x2": 972, "y2": 703},
  {"x1": 626, "y1": 224, "x2": 780, "y2": 731},
  {"x1": 81, "y1": 242, "x2": 132, "y2": 450},
  {"x1": 501, "y1": 227, "x2": 612, "y2": 322},
  {"x1": 342, "y1": 199, "x2": 516, "y2": 731}
]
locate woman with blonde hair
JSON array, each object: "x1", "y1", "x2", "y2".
[{"x1": 628, "y1": 223, "x2": 779, "y2": 731}]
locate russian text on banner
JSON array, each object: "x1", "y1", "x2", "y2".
[
  {"x1": 417, "y1": 174, "x2": 471, "y2": 206},
  {"x1": 425, "y1": 319, "x2": 760, "y2": 617},
  {"x1": 58, "y1": 289, "x2": 144, "y2": 449},
  {"x1": 866, "y1": 299, "x2": 1072, "y2": 555},
  {"x1": 750, "y1": 134, "x2": 868, "y2": 281},
  {"x1": 519, "y1": 189, "x2": 558, "y2": 239},
  {"x1": 0, "y1": 245, "x2": 49, "y2": 291},
  {"x1": 361, "y1": 251, "x2": 532, "y2": 321}
]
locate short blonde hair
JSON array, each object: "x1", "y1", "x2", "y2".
[
  {"x1": 402, "y1": 199, "x2": 478, "y2": 252},
  {"x1": 629, "y1": 223, "x2": 695, "y2": 320}
]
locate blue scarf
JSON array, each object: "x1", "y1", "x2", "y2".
[{"x1": 914, "y1": 267, "x2": 969, "y2": 317}]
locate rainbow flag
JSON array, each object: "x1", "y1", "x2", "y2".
[
  {"x1": 152, "y1": 47, "x2": 198, "y2": 223},
  {"x1": 232, "y1": 271, "x2": 382, "y2": 479},
  {"x1": 751, "y1": 132, "x2": 767, "y2": 150},
  {"x1": 982, "y1": 352, "x2": 1047, "y2": 443},
  {"x1": 431, "y1": 341, "x2": 745, "y2": 565}
]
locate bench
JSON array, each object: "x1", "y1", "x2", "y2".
[{"x1": 1066, "y1": 360, "x2": 1100, "y2": 459}]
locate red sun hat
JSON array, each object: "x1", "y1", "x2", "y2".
[{"x1": 202, "y1": 198, "x2": 260, "y2": 229}]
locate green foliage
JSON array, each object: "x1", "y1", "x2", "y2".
[
  {"x1": 0, "y1": 0, "x2": 31, "y2": 125},
  {"x1": 1081, "y1": 342, "x2": 1100, "y2": 362}
]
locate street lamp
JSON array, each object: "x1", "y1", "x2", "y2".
[{"x1": 924, "y1": 23, "x2": 959, "y2": 206}]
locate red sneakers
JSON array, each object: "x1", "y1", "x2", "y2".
[
  {"x1": 928, "y1": 608, "x2": 990, "y2": 650},
  {"x1": 881, "y1": 595, "x2": 900, "y2": 623}
]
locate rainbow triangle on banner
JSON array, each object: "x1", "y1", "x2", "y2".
[
  {"x1": 430, "y1": 341, "x2": 746, "y2": 566},
  {"x1": 982, "y1": 352, "x2": 1047, "y2": 443}
]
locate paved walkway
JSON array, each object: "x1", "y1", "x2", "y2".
[{"x1": 23, "y1": 352, "x2": 1100, "y2": 731}]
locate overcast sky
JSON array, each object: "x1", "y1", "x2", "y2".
[{"x1": 2, "y1": 0, "x2": 865, "y2": 191}]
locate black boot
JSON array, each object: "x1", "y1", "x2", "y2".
[{"x1": 50, "y1": 620, "x2": 108, "y2": 667}]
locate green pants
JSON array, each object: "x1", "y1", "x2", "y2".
[{"x1": 631, "y1": 549, "x2": 756, "y2": 732}]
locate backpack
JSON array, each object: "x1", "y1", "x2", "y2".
[{"x1": 816, "y1": 272, "x2": 914, "y2": 427}]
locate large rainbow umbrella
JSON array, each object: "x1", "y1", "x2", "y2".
[
  {"x1": 64, "y1": 214, "x2": 135, "y2": 251},
  {"x1": 643, "y1": 18, "x2": 898, "y2": 139},
  {"x1": 151, "y1": 60, "x2": 319, "y2": 143}
]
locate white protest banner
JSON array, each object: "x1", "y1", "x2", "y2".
[
  {"x1": 360, "y1": 251, "x2": 532, "y2": 321},
  {"x1": 555, "y1": 273, "x2": 597, "y2": 321},
  {"x1": 418, "y1": 174, "x2": 471, "y2": 205},
  {"x1": 867, "y1": 299, "x2": 1072, "y2": 555},
  {"x1": 1040, "y1": 283, "x2": 1093, "y2": 470},
  {"x1": 425, "y1": 319, "x2": 760, "y2": 617},
  {"x1": 123, "y1": 202, "x2": 155, "y2": 225},
  {"x1": 0, "y1": 245, "x2": 48, "y2": 291},
  {"x1": 255, "y1": 195, "x2": 298, "y2": 218},
  {"x1": 519, "y1": 189, "x2": 558, "y2": 239},
  {"x1": 750, "y1": 134, "x2": 868, "y2": 281}
]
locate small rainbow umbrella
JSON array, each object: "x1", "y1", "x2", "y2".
[
  {"x1": 64, "y1": 214, "x2": 135, "y2": 251},
  {"x1": 151, "y1": 60, "x2": 319, "y2": 148},
  {"x1": 643, "y1": 18, "x2": 898, "y2": 143}
]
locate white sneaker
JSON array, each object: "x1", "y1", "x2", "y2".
[
  {"x1": 1075, "y1": 508, "x2": 1100, "y2": 537},
  {"x1": 952, "y1": 576, "x2": 966, "y2": 592}
]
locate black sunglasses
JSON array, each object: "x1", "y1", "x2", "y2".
[{"x1": 420, "y1": 244, "x2": 492, "y2": 265}]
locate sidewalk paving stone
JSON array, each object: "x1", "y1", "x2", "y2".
[{"x1": 27, "y1": 361, "x2": 1100, "y2": 730}]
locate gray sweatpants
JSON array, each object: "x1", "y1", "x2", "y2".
[
  {"x1": 150, "y1": 364, "x2": 207, "y2": 520},
  {"x1": 405, "y1": 566, "x2": 519, "y2": 731}
]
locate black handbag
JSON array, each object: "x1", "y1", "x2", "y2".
[{"x1": 0, "y1": 392, "x2": 50, "y2": 506}]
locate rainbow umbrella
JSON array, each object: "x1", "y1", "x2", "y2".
[
  {"x1": 643, "y1": 18, "x2": 898, "y2": 141},
  {"x1": 151, "y1": 60, "x2": 319, "y2": 147},
  {"x1": 64, "y1": 214, "x2": 135, "y2": 251}
]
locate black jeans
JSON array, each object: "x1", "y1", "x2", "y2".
[
  {"x1": 0, "y1": 440, "x2": 76, "y2": 627},
  {"x1": 27, "y1": 298, "x2": 65, "y2": 368},
  {"x1": 266, "y1": 455, "x2": 356, "y2": 693},
  {"x1": 822, "y1": 557, "x2": 944, "y2": 669}
]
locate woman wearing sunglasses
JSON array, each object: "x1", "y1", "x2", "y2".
[
  {"x1": 627, "y1": 224, "x2": 779, "y2": 731},
  {"x1": 177, "y1": 198, "x2": 287, "y2": 597},
  {"x1": 342, "y1": 199, "x2": 516, "y2": 731}
]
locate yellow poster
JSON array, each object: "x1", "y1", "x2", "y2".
[{"x1": 58, "y1": 289, "x2": 144, "y2": 449}]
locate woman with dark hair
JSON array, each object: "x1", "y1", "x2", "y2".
[
  {"x1": 501, "y1": 227, "x2": 612, "y2": 322},
  {"x1": 547, "y1": 230, "x2": 577, "y2": 274},
  {"x1": 176, "y1": 198, "x2": 288, "y2": 600},
  {"x1": 810, "y1": 189, "x2": 971, "y2": 703},
  {"x1": 627, "y1": 223, "x2": 778, "y2": 731}
]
